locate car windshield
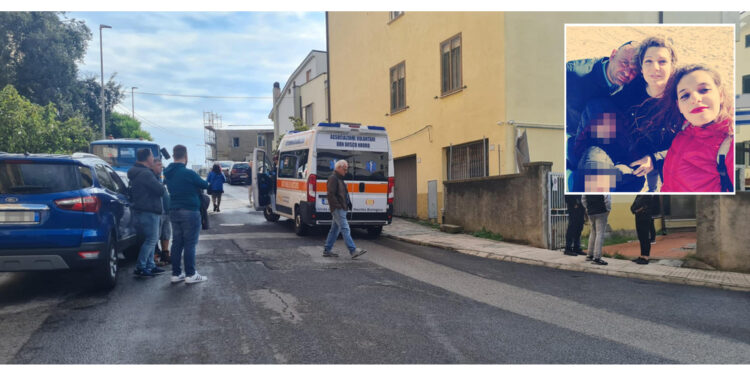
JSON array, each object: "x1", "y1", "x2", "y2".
[
  {"x1": 315, "y1": 150, "x2": 389, "y2": 182},
  {"x1": 220, "y1": 162, "x2": 233, "y2": 169},
  {"x1": 0, "y1": 162, "x2": 80, "y2": 195},
  {"x1": 232, "y1": 163, "x2": 249, "y2": 170},
  {"x1": 92, "y1": 144, "x2": 160, "y2": 168}
]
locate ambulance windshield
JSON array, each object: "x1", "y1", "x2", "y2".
[{"x1": 316, "y1": 150, "x2": 389, "y2": 182}]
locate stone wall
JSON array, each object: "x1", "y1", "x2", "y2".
[
  {"x1": 696, "y1": 193, "x2": 750, "y2": 272},
  {"x1": 443, "y1": 162, "x2": 552, "y2": 248}
]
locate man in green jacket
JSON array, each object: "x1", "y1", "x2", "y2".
[{"x1": 164, "y1": 145, "x2": 210, "y2": 284}]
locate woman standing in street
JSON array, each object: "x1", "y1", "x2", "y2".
[
  {"x1": 582, "y1": 194, "x2": 611, "y2": 265},
  {"x1": 206, "y1": 163, "x2": 226, "y2": 212},
  {"x1": 631, "y1": 195, "x2": 654, "y2": 265}
]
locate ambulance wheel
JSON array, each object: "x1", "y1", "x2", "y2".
[
  {"x1": 264, "y1": 206, "x2": 280, "y2": 222},
  {"x1": 294, "y1": 210, "x2": 308, "y2": 236},
  {"x1": 367, "y1": 226, "x2": 383, "y2": 238}
]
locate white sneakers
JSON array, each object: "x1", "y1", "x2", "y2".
[
  {"x1": 171, "y1": 272, "x2": 208, "y2": 284},
  {"x1": 185, "y1": 272, "x2": 208, "y2": 284},
  {"x1": 171, "y1": 273, "x2": 185, "y2": 283}
]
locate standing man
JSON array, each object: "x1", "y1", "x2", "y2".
[
  {"x1": 164, "y1": 145, "x2": 210, "y2": 284},
  {"x1": 564, "y1": 194, "x2": 586, "y2": 256},
  {"x1": 566, "y1": 41, "x2": 639, "y2": 190},
  {"x1": 127, "y1": 148, "x2": 166, "y2": 277},
  {"x1": 323, "y1": 160, "x2": 366, "y2": 259},
  {"x1": 151, "y1": 158, "x2": 171, "y2": 265}
]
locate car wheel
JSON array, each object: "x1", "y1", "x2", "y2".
[
  {"x1": 367, "y1": 226, "x2": 383, "y2": 237},
  {"x1": 95, "y1": 234, "x2": 118, "y2": 290},
  {"x1": 264, "y1": 206, "x2": 280, "y2": 222},
  {"x1": 294, "y1": 210, "x2": 307, "y2": 236}
]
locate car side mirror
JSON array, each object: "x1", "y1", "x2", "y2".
[{"x1": 160, "y1": 147, "x2": 171, "y2": 160}]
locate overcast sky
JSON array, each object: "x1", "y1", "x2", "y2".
[{"x1": 68, "y1": 11, "x2": 326, "y2": 166}]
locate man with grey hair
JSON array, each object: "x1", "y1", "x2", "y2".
[{"x1": 323, "y1": 159, "x2": 366, "y2": 259}]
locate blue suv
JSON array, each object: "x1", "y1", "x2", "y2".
[{"x1": 0, "y1": 152, "x2": 137, "y2": 290}]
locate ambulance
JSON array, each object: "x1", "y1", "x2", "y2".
[{"x1": 251, "y1": 122, "x2": 394, "y2": 236}]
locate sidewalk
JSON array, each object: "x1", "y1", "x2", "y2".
[
  {"x1": 602, "y1": 231, "x2": 696, "y2": 260},
  {"x1": 382, "y1": 218, "x2": 750, "y2": 292}
]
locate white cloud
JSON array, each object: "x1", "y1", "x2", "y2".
[{"x1": 73, "y1": 11, "x2": 326, "y2": 164}]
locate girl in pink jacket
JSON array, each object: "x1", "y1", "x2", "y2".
[{"x1": 659, "y1": 65, "x2": 734, "y2": 193}]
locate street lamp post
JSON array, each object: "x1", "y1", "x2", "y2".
[
  {"x1": 131, "y1": 86, "x2": 138, "y2": 118},
  {"x1": 99, "y1": 24, "x2": 112, "y2": 140}
]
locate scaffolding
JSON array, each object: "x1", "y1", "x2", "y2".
[{"x1": 203, "y1": 111, "x2": 221, "y2": 164}]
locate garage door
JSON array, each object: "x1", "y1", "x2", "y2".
[{"x1": 393, "y1": 156, "x2": 417, "y2": 218}]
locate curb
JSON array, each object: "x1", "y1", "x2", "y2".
[{"x1": 382, "y1": 233, "x2": 750, "y2": 293}]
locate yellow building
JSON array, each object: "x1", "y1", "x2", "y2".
[
  {"x1": 736, "y1": 12, "x2": 750, "y2": 190},
  {"x1": 327, "y1": 11, "x2": 740, "y2": 230}
]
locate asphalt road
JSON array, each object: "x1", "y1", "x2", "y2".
[{"x1": 1, "y1": 183, "x2": 748, "y2": 364}]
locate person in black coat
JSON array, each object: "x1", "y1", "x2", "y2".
[
  {"x1": 631, "y1": 195, "x2": 654, "y2": 264},
  {"x1": 564, "y1": 195, "x2": 586, "y2": 256}
]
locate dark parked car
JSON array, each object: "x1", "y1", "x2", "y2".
[
  {"x1": 229, "y1": 162, "x2": 251, "y2": 185},
  {"x1": 0, "y1": 152, "x2": 137, "y2": 290}
]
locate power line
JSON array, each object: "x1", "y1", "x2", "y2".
[
  {"x1": 135, "y1": 91, "x2": 272, "y2": 100},
  {"x1": 114, "y1": 105, "x2": 205, "y2": 143}
]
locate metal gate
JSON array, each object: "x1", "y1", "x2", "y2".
[
  {"x1": 547, "y1": 172, "x2": 567, "y2": 250},
  {"x1": 394, "y1": 156, "x2": 417, "y2": 217}
]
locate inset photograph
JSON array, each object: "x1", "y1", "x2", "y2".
[{"x1": 565, "y1": 24, "x2": 735, "y2": 194}]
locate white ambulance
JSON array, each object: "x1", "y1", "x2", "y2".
[{"x1": 251, "y1": 123, "x2": 394, "y2": 236}]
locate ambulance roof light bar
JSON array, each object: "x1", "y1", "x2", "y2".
[{"x1": 317, "y1": 123, "x2": 385, "y2": 131}]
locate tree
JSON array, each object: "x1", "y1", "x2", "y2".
[
  {"x1": 71, "y1": 75, "x2": 125, "y2": 133},
  {"x1": 0, "y1": 85, "x2": 93, "y2": 154},
  {"x1": 0, "y1": 12, "x2": 126, "y2": 135},
  {"x1": 0, "y1": 12, "x2": 91, "y2": 119},
  {"x1": 108, "y1": 112, "x2": 152, "y2": 140}
]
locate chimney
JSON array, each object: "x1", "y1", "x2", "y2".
[{"x1": 272, "y1": 82, "x2": 280, "y2": 104}]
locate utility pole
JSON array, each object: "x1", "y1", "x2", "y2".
[
  {"x1": 131, "y1": 87, "x2": 138, "y2": 118},
  {"x1": 99, "y1": 24, "x2": 112, "y2": 139}
]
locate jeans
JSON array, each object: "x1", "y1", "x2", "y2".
[
  {"x1": 576, "y1": 146, "x2": 645, "y2": 192},
  {"x1": 588, "y1": 212, "x2": 609, "y2": 260},
  {"x1": 565, "y1": 203, "x2": 585, "y2": 252},
  {"x1": 324, "y1": 209, "x2": 357, "y2": 253},
  {"x1": 134, "y1": 211, "x2": 160, "y2": 271},
  {"x1": 158, "y1": 213, "x2": 172, "y2": 241},
  {"x1": 170, "y1": 209, "x2": 201, "y2": 277},
  {"x1": 635, "y1": 213, "x2": 652, "y2": 257}
]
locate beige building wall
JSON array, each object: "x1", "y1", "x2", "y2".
[
  {"x1": 736, "y1": 16, "x2": 750, "y2": 143},
  {"x1": 215, "y1": 129, "x2": 272, "y2": 162},
  {"x1": 328, "y1": 12, "x2": 508, "y2": 219},
  {"x1": 329, "y1": 11, "x2": 739, "y2": 228},
  {"x1": 300, "y1": 73, "x2": 329, "y2": 125},
  {"x1": 504, "y1": 12, "x2": 659, "y2": 177}
]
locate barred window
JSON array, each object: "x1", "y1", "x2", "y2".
[
  {"x1": 743, "y1": 74, "x2": 750, "y2": 94},
  {"x1": 446, "y1": 139, "x2": 488, "y2": 180}
]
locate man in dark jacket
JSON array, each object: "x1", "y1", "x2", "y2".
[
  {"x1": 566, "y1": 41, "x2": 639, "y2": 190},
  {"x1": 564, "y1": 194, "x2": 585, "y2": 256},
  {"x1": 323, "y1": 160, "x2": 366, "y2": 259},
  {"x1": 127, "y1": 148, "x2": 166, "y2": 277},
  {"x1": 164, "y1": 145, "x2": 210, "y2": 284}
]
